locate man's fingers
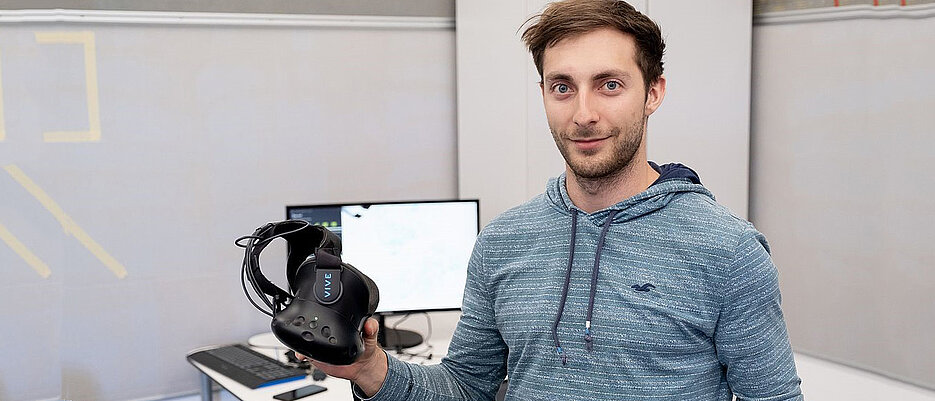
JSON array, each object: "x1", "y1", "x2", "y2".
[{"x1": 364, "y1": 318, "x2": 380, "y2": 339}]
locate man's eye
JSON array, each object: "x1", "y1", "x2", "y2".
[
  {"x1": 605, "y1": 81, "x2": 620, "y2": 90},
  {"x1": 555, "y1": 84, "x2": 569, "y2": 93}
]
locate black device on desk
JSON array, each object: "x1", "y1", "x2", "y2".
[
  {"x1": 273, "y1": 384, "x2": 327, "y2": 400},
  {"x1": 187, "y1": 344, "x2": 307, "y2": 389}
]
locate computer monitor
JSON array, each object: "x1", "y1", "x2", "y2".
[{"x1": 286, "y1": 199, "x2": 479, "y2": 349}]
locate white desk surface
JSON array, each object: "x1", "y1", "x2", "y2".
[
  {"x1": 189, "y1": 331, "x2": 349, "y2": 401},
  {"x1": 189, "y1": 328, "x2": 452, "y2": 401}
]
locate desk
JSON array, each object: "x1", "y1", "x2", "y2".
[{"x1": 188, "y1": 330, "x2": 450, "y2": 401}]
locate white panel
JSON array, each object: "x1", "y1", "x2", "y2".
[
  {"x1": 459, "y1": 0, "x2": 750, "y2": 223},
  {"x1": 647, "y1": 0, "x2": 752, "y2": 218},
  {"x1": 456, "y1": 0, "x2": 529, "y2": 225}
]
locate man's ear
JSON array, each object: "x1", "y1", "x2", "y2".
[{"x1": 644, "y1": 75, "x2": 666, "y2": 116}]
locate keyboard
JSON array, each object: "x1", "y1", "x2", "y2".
[{"x1": 188, "y1": 344, "x2": 307, "y2": 389}]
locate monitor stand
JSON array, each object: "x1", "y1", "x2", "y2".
[{"x1": 376, "y1": 314, "x2": 423, "y2": 350}]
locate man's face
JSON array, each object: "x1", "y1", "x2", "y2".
[{"x1": 540, "y1": 28, "x2": 662, "y2": 180}]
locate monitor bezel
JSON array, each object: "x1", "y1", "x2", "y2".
[{"x1": 285, "y1": 198, "x2": 479, "y2": 316}]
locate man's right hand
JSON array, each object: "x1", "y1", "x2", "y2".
[{"x1": 296, "y1": 317, "x2": 388, "y2": 398}]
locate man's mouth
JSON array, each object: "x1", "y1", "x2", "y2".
[{"x1": 570, "y1": 136, "x2": 610, "y2": 151}]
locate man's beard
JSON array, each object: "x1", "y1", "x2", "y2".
[{"x1": 551, "y1": 116, "x2": 645, "y2": 181}]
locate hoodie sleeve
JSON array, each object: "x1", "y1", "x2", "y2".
[
  {"x1": 714, "y1": 229, "x2": 804, "y2": 401},
  {"x1": 359, "y1": 232, "x2": 508, "y2": 401}
]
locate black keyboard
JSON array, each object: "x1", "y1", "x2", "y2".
[{"x1": 188, "y1": 344, "x2": 307, "y2": 389}]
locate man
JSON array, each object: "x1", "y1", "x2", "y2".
[{"x1": 309, "y1": 1, "x2": 804, "y2": 399}]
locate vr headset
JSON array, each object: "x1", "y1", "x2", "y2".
[{"x1": 236, "y1": 220, "x2": 379, "y2": 365}]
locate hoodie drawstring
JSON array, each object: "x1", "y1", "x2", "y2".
[
  {"x1": 585, "y1": 209, "x2": 620, "y2": 351},
  {"x1": 552, "y1": 209, "x2": 621, "y2": 364},
  {"x1": 552, "y1": 212, "x2": 578, "y2": 366}
]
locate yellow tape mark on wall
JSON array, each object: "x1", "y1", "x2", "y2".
[
  {"x1": 2, "y1": 164, "x2": 127, "y2": 278},
  {"x1": 0, "y1": 49, "x2": 6, "y2": 142},
  {"x1": 35, "y1": 31, "x2": 101, "y2": 143},
  {"x1": 0, "y1": 221, "x2": 52, "y2": 278}
]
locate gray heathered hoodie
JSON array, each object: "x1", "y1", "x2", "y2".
[{"x1": 362, "y1": 163, "x2": 803, "y2": 401}]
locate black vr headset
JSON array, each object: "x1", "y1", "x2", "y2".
[{"x1": 236, "y1": 220, "x2": 379, "y2": 365}]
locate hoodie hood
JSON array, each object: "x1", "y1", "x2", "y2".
[
  {"x1": 547, "y1": 161, "x2": 713, "y2": 365},
  {"x1": 650, "y1": 161, "x2": 701, "y2": 185},
  {"x1": 545, "y1": 161, "x2": 712, "y2": 226}
]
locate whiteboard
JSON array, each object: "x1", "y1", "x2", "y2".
[{"x1": 0, "y1": 15, "x2": 456, "y2": 400}]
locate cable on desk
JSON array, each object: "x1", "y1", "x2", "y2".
[{"x1": 390, "y1": 312, "x2": 436, "y2": 364}]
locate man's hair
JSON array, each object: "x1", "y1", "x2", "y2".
[{"x1": 521, "y1": 0, "x2": 665, "y2": 91}]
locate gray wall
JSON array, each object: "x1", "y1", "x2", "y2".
[
  {"x1": 752, "y1": 4, "x2": 935, "y2": 390},
  {"x1": 0, "y1": 12, "x2": 456, "y2": 401}
]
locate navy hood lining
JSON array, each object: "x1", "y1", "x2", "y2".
[{"x1": 649, "y1": 161, "x2": 701, "y2": 185}]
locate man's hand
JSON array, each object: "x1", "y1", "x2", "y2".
[{"x1": 297, "y1": 318, "x2": 387, "y2": 397}]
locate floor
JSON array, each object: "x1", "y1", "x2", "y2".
[
  {"x1": 794, "y1": 353, "x2": 935, "y2": 401},
  {"x1": 166, "y1": 352, "x2": 935, "y2": 401}
]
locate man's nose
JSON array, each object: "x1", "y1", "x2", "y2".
[{"x1": 573, "y1": 92, "x2": 598, "y2": 127}]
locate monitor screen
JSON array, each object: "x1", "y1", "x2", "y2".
[{"x1": 286, "y1": 200, "x2": 479, "y2": 314}]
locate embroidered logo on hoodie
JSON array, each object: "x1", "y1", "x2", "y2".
[{"x1": 631, "y1": 283, "x2": 656, "y2": 292}]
